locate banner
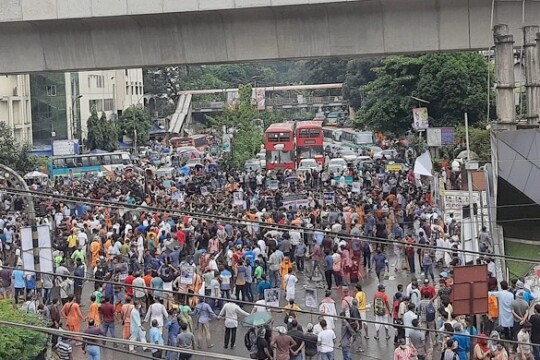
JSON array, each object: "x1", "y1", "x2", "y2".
[
  {"x1": 266, "y1": 180, "x2": 279, "y2": 190},
  {"x1": 412, "y1": 107, "x2": 429, "y2": 130},
  {"x1": 227, "y1": 91, "x2": 240, "y2": 108},
  {"x1": 255, "y1": 88, "x2": 266, "y2": 110}
]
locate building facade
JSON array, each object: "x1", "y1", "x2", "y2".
[
  {"x1": 0, "y1": 75, "x2": 32, "y2": 144},
  {"x1": 30, "y1": 69, "x2": 144, "y2": 146}
]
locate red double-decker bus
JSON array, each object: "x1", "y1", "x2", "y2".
[
  {"x1": 295, "y1": 121, "x2": 324, "y2": 167},
  {"x1": 264, "y1": 122, "x2": 295, "y2": 170}
]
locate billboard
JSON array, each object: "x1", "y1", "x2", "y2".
[
  {"x1": 412, "y1": 107, "x2": 429, "y2": 130},
  {"x1": 427, "y1": 127, "x2": 455, "y2": 146},
  {"x1": 52, "y1": 140, "x2": 79, "y2": 156},
  {"x1": 255, "y1": 88, "x2": 266, "y2": 110}
]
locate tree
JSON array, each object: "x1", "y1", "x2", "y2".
[
  {"x1": 354, "y1": 53, "x2": 494, "y2": 136},
  {"x1": 0, "y1": 122, "x2": 36, "y2": 173},
  {"x1": 209, "y1": 84, "x2": 262, "y2": 168},
  {"x1": 119, "y1": 106, "x2": 152, "y2": 145},
  {"x1": 454, "y1": 124, "x2": 491, "y2": 162},
  {"x1": 300, "y1": 59, "x2": 349, "y2": 84},
  {"x1": 0, "y1": 299, "x2": 48, "y2": 359},
  {"x1": 86, "y1": 107, "x2": 118, "y2": 151},
  {"x1": 342, "y1": 58, "x2": 380, "y2": 109}
]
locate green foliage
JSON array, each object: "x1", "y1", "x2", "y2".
[
  {"x1": 0, "y1": 122, "x2": 36, "y2": 173},
  {"x1": 209, "y1": 84, "x2": 263, "y2": 168},
  {"x1": 300, "y1": 59, "x2": 349, "y2": 84},
  {"x1": 0, "y1": 299, "x2": 48, "y2": 359},
  {"x1": 355, "y1": 53, "x2": 494, "y2": 135},
  {"x1": 454, "y1": 124, "x2": 491, "y2": 162},
  {"x1": 342, "y1": 58, "x2": 380, "y2": 109},
  {"x1": 119, "y1": 107, "x2": 152, "y2": 145},
  {"x1": 86, "y1": 107, "x2": 118, "y2": 151}
]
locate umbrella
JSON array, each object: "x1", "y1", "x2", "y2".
[
  {"x1": 179, "y1": 166, "x2": 190, "y2": 176},
  {"x1": 456, "y1": 150, "x2": 479, "y2": 161},
  {"x1": 23, "y1": 171, "x2": 48, "y2": 179},
  {"x1": 243, "y1": 311, "x2": 272, "y2": 327},
  {"x1": 284, "y1": 176, "x2": 298, "y2": 183}
]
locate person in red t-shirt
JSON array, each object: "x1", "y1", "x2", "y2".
[
  {"x1": 124, "y1": 272, "x2": 135, "y2": 298},
  {"x1": 420, "y1": 279, "x2": 436, "y2": 300},
  {"x1": 373, "y1": 284, "x2": 392, "y2": 340}
]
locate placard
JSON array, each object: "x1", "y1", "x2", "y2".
[
  {"x1": 305, "y1": 288, "x2": 318, "y2": 309},
  {"x1": 201, "y1": 186, "x2": 209, "y2": 196},
  {"x1": 264, "y1": 288, "x2": 280, "y2": 309},
  {"x1": 180, "y1": 264, "x2": 195, "y2": 285},
  {"x1": 323, "y1": 192, "x2": 335, "y2": 204},
  {"x1": 266, "y1": 180, "x2": 279, "y2": 190},
  {"x1": 233, "y1": 192, "x2": 244, "y2": 205},
  {"x1": 351, "y1": 182, "x2": 361, "y2": 193}
]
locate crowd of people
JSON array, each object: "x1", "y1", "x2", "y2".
[{"x1": 0, "y1": 142, "x2": 536, "y2": 360}]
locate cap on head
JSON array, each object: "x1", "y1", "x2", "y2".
[{"x1": 378, "y1": 284, "x2": 385, "y2": 291}]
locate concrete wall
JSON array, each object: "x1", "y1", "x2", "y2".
[
  {"x1": 0, "y1": 0, "x2": 539, "y2": 73},
  {"x1": 0, "y1": 0, "x2": 355, "y2": 22}
]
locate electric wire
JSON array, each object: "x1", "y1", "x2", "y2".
[
  {"x1": 3, "y1": 186, "x2": 540, "y2": 266},
  {"x1": 0, "y1": 319, "x2": 252, "y2": 359},
  {"x1": 2, "y1": 262, "x2": 538, "y2": 348}
]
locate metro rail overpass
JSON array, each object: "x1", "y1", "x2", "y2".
[{"x1": 0, "y1": 0, "x2": 539, "y2": 73}]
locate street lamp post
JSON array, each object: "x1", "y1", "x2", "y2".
[{"x1": 71, "y1": 94, "x2": 83, "y2": 142}]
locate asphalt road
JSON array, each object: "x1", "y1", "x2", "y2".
[{"x1": 68, "y1": 254, "x2": 434, "y2": 360}]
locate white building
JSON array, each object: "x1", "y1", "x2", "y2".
[
  {"x1": 0, "y1": 75, "x2": 32, "y2": 144},
  {"x1": 77, "y1": 68, "x2": 145, "y2": 137}
]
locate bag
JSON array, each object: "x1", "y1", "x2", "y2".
[
  {"x1": 374, "y1": 296, "x2": 385, "y2": 316},
  {"x1": 425, "y1": 301, "x2": 436, "y2": 322}
]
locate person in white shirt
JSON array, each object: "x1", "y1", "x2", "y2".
[
  {"x1": 218, "y1": 301, "x2": 250, "y2": 349},
  {"x1": 403, "y1": 303, "x2": 418, "y2": 343},
  {"x1": 132, "y1": 273, "x2": 147, "y2": 316},
  {"x1": 317, "y1": 319, "x2": 336, "y2": 360},
  {"x1": 144, "y1": 297, "x2": 168, "y2": 334},
  {"x1": 252, "y1": 299, "x2": 270, "y2": 314},
  {"x1": 283, "y1": 269, "x2": 298, "y2": 302},
  {"x1": 77, "y1": 230, "x2": 88, "y2": 255}
]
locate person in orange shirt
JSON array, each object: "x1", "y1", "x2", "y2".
[
  {"x1": 90, "y1": 237, "x2": 101, "y2": 269},
  {"x1": 103, "y1": 236, "x2": 112, "y2": 261},
  {"x1": 61, "y1": 295, "x2": 84, "y2": 339},
  {"x1": 121, "y1": 297, "x2": 135, "y2": 340},
  {"x1": 280, "y1": 257, "x2": 293, "y2": 288},
  {"x1": 86, "y1": 294, "x2": 101, "y2": 326}
]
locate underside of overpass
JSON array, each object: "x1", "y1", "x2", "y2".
[{"x1": 0, "y1": 0, "x2": 539, "y2": 73}]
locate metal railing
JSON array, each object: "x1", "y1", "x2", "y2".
[{"x1": 192, "y1": 96, "x2": 346, "y2": 110}]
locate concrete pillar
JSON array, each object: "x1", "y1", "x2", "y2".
[
  {"x1": 524, "y1": 26, "x2": 540, "y2": 125},
  {"x1": 493, "y1": 24, "x2": 516, "y2": 127}
]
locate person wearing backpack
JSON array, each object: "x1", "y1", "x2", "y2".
[
  {"x1": 417, "y1": 291, "x2": 436, "y2": 345},
  {"x1": 373, "y1": 284, "x2": 392, "y2": 340}
]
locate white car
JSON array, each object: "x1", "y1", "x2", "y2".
[
  {"x1": 298, "y1": 158, "x2": 321, "y2": 171},
  {"x1": 338, "y1": 149, "x2": 358, "y2": 164},
  {"x1": 184, "y1": 158, "x2": 202, "y2": 167},
  {"x1": 373, "y1": 149, "x2": 399, "y2": 160},
  {"x1": 327, "y1": 158, "x2": 348, "y2": 174},
  {"x1": 256, "y1": 151, "x2": 267, "y2": 169},
  {"x1": 369, "y1": 146, "x2": 383, "y2": 157}
]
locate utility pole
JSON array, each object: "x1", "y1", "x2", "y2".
[
  {"x1": 523, "y1": 26, "x2": 540, "y2": 126},
  {"x1": 493, "y1": 24, "x2": 516, "y2": 130}
]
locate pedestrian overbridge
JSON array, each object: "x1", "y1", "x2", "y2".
[{"x1": 0, "y1": 0, "x2": 539, "y2": 73}]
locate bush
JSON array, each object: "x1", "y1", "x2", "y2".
[{"x1": 0, "y1": 299, "x2": 48, "y2": 359}]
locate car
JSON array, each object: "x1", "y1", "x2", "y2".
[
  {"x1": 369, "y1": 146, "x2": 383, "y2": 157},
  {"x1": 337, "y1": 149, "x2": 358, "y2": 164},
  {"x1": 155, "y1": 167, "x2": 178, "y2": 179},
  {"x1": 327, "y1": 158, "x2": 348, "y2": 174},
  {"x1": 245, "y1": 159, "x2": 262, "y2": 172},
  {"x1": 373, "y1": 149, "x2": 399, "y2": 160},
  {"x1": 184, "y1": 158, "x2": 203, "y2": 168},
  {"x1": 296, "y1": 166, "x2": 313, "y2": 176},
  {"x1": 256, "y1": 151, "x2": 267, "y2": 169},
  {"x1": 298, "y1": 158, "x2": 321, "y2": 171}
]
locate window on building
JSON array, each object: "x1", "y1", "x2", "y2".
[
  {"x1": 126, "y1": 86, "x2": 130, "y2": 95},
  {"x1": 135, "y1": 86, "x2": 139, "y2": 95},
  {"x1": 125, "y1": 69, "x2": 128, "y2": 76},
  {"x1": 104, "y1": 99, "x2": 115, "y2": 112},
  {"x1": 46, "y1": 85, "x2": 56, "y2": 96}
]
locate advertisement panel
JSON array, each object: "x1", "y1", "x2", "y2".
[
  {"x1": 412, "y1": 107, "x2": 429, "y2": 130},
  {"x1": 52, "y1": 140, "x2": 79, "y2": 156}
]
